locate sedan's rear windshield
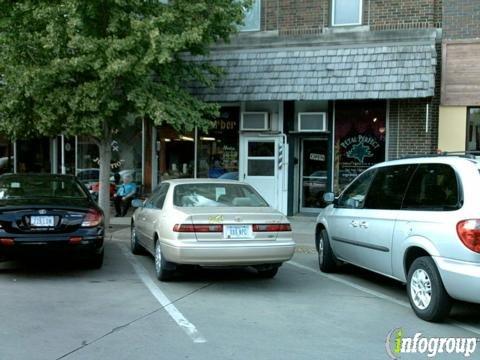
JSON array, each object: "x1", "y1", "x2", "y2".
[
  {"x1": 0, "y1": 177, "x2": 88, "y2": 199},
  {"x1": 173, "y1": 183, "x2": 268, "y2": 207}
]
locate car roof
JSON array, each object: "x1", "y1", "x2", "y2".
[
  {"x1": 369, "y1": 156, "x2": 480, "y2": 169},
  {"x1": 162, "y1": 178, "x2": 247, "y2": 186}
]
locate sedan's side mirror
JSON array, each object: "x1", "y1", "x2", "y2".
[
  {"x1": 323, "y1": 192, "x2": 336, "y2": 204},
  {"x1": 131, "y1": 199, "x2": 144, "y2": 208}
]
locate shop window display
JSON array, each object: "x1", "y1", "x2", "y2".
[
  {"x1": 197, "y1": 107, "x2": 239, "y2": 179},
  {"x1": 77, "y1": 120, "x2": 143, "y2": 190},
  {"x1": 334, "y1": 100, "x2": 386, "y2": 192},
  {"x1": 157, "y1": 124, "x2": 195, "y2": 180}
]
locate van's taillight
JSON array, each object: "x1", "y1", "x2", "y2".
[
  {"x1": 456, "y1": 219, "x2": 480, "y2": 253},
  {"x1": 81, "y1": 209, "x2": 103, "y2": 227},
  {"x1": 173, "y1": 224, "x2": 223, "y2": 233},
  {"x1": 253, "y1": 224, "x2": 292, "y2": 232}
]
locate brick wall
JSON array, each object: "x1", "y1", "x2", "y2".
[
  {"x1": 388, "y1": 98, "x2": 438, "y2": 159},
  {"x1": 443, "y1": 0, "x2": 480, "y2": 39},
  {"x1": 262, "y1": 0, "x2": 329, "y2": 34},
  {"x1": 369, "y1": 0, "x2": 442, "y2": 31},
  {"x1": 388, "y1": 43, "x2": 441, "y2": 159},
  {"x1": 259, "y1": 0, "x2": 442, "y2": 35}
]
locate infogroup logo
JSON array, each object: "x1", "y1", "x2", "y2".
[{"x1": 385, "y1": 328, "x2": 478, "y2": 359}]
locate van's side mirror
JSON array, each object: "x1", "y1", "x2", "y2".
[
  {"x1": 323, "y1": 192, "x2": 335, "y2": 204},
  {"x1": 131, "y1": 199, "x2": 144, "y2": 208}
]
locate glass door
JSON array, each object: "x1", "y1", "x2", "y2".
[{"x1": 300, "y1": 139, "x2": 328, "y2": 212}]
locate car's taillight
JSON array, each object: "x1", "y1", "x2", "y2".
[
  {"x1": 0, "y1": 238, "x2": 14, "y2": 246},
  {"x1": 173, "y1": 224, "x2": 223, "y2": 232},
  {"x1": 456, "y1": 219, "x2": 480, "y2": 253},
  {"x1": 69, "y1": 236, "x2": 83, "y2": 244},
  {"x1": 253, "y1": 224, "x2": 292, "y2": 232},
  {"x1": 81, "y1": 209, "x2": 103, "y2": 227}
]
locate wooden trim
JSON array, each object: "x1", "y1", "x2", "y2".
[
  {"x1": 441, "y1": 42, "x2": 447, "y2": 105},
  {"x1": 442, "y1": 41, "x2": 480, "y2": 106}
]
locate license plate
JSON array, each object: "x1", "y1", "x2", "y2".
[
  {"x1": 30, "y1": 216, "x2": 55, "y2": 227},
  {"x1": 223, "y1": 225, "x2": 253, "y2": 239}
]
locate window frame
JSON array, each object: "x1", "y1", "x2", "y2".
[
  {"x1": 239, "y1": 0, "x2": 261, "y2": 32},
  {"x1": 336, "y1": 168, "x2": 376, "y2": 209},
  {"x1": 331, "y1": 0, "x2": 363, "y2": 27},
  {"x1": 363, "y1": 164, "x2": 416, "y2": 210},
  {"x1": 401, "y1": 163, "x2": 462, "y2": 211},
  {"x1": 146, "y1": 183, "x2": 169, "y2": 209},
  {"x1": 466, "y1": 107, "x2": 480, "y2": 151}
]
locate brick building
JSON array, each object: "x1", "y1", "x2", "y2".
[
  {"x1": 189, "y1": 0, "x2": 443, "y2": 215},
  {"x1": 438, "y1": 0, "x2": 480, "y2": 153},
  {"x1": 1, "y1": 1, "x2": 449, "y2": 216}
]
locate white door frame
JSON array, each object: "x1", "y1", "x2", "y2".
[
  {"x1": 240, "y1": 135, "x2": 287, "y2": 213},
  {"x1": 239, "y1": 135, "x2": 280, "y2": 208}
]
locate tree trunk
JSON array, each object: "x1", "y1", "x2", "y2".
[{"x1": 98, "y1": 128, "x2": 112, "y2": 229}]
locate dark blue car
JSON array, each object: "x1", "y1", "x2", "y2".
[{"x1": 0, "y1": 174, "x2": 104, "y2": 268}]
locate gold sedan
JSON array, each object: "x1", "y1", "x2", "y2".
[{"x1": 131, "y1": 179, "x2": 295, "y2": 281}]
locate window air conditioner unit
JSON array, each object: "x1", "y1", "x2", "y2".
[
  {"x1": 241, "y1": 112, "x2": 269, "y2": 131},
  {"x1": 298, "y1": 112, "x2": 327, "y2": 132}
]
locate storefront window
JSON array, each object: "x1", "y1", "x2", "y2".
[
  {"x1": 334, "y1": 100, "x2": 386, "y2": 193},
  {"x1": 77, "y1": 120, "x2": 143, "y2": 188},
  {"x1": 16, "y1": 138, "x2": 51, "y2": 173},
  {"x1": 0, "y1": 136, "x2": 13, "y2": 175},
  {"x1": 197, "y1": 107, "x2": 239, "y2": 179},
  {"x1": 55, "y1": 136, "x2": 76, "y2": 175},
  {"x1": 467, "y1": 108, "x2": 480, "y2": 151},
  {"x1": 157, "y1": 124, "x2": 195, "y2": 180},
  {"x1": 111, "y1": 122, "x2": 143, "y2": 184}
]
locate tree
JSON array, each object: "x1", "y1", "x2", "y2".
[{"x1": 0, "y1": 0, "x2": 250, "y2": 226}]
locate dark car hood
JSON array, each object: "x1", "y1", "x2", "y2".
[{"x1": 0, "y1": 197, "x2": 93, "y2": 210}]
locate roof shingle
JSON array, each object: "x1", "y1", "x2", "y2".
[{"x1": 187, "y1": 41, "x2": 437, "y2": 101}]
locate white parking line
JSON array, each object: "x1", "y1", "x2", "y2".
[
  {"x1": 121, "y1": 246, "x2": 207, "y2": 344},
  {"x1": 287, "y1": 261, "x2": 480, "y2": 336}
]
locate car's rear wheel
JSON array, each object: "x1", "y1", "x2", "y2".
[
  {"x1": 257, "y1": 265, "x2": 279, "y2": 279},
  {"x1": 154, "y1": 241, "x2": 174, "y2": 281},
  {"x1": 88, "y1": 249, "x2": 104, "y2": 269},
  {"x1": 317, "y1": 229, "x2": 337, "y2": 273},
  {"x1": 130, "y1": 224, "x2": 143, "y2": 255},
  {"x1": 407, "y1": 256, "x2": 452, "y2": 322}
]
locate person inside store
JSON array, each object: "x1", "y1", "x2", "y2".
[
  {"x1": 113, "y1": 174, "x2": 137, "y2": 217},
  {"x1": 208, "y1": 158, "x2": 225, "y2": 178}
]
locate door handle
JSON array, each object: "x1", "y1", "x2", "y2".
[
  {"x1": 359, "y1": 221, "x2": 368, "y2": 229},
  {"x1": 351, "y1": 220, "x2": 359, "y2": 228}
]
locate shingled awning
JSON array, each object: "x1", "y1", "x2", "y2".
[{"x1": 188, "y1": 42, "x2": 437, "y2": 102}]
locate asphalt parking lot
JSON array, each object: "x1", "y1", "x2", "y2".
[{"x1": 0, "y1": 218, "x2": 479, "y2": 360}]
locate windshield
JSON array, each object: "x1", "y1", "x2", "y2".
[
  {"x1": 173, "y1": 183, "x2": 269, "y2": 207},
  {"x1": 0, "y1": 176, "x2": 88, "y2": 199}
]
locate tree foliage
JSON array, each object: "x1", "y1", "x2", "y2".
[
  {"x1": 0, "y1": 0, "x2": 250, "y2": 138},
  {"x1": 0, "y1": 0, "x2": 250, "y2": 223}
]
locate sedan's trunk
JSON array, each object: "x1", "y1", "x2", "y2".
[{"x1": 184, "y1": 207, "x2": 288, "y2": 242}]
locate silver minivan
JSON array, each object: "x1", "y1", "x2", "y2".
[{"x1": 316, "y1": 156, "x2": 480, "y2": 322}]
